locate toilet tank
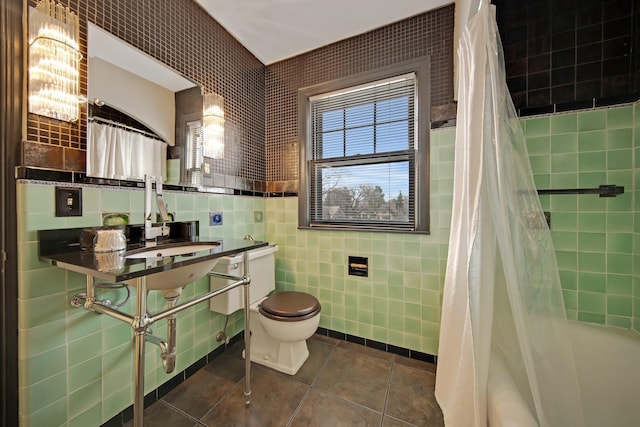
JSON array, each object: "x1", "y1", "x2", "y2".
[{"x1": 209, "y1": 244, "x2": 278, "y2": 315}]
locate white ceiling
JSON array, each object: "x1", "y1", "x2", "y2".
[{"x1": 195, "y1": 0, "x2": 453, "y2": 65}]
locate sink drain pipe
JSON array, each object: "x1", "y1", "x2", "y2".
[
  {"x1": 144, "y1": 333, "x2": 172, "y2": 372},
  {"x1": 145, "y1": 295, "x2": 178, "y2": 374},
  {"x1": 163, "y1": 296, "x2": 178, "y2": 373}
]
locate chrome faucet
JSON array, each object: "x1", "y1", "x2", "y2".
[{"x1": 145, "y1": 175, "x2": 170, "y2": 244}]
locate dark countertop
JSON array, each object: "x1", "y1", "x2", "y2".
[{"x1": 38, "y1": 223, "x2": 268, "y2": 283}]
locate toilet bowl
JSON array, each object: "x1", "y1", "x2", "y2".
[
  {"x1": 249, "y1": 291, "x2": 320, "y2": 374},
  {"x1": 209, "y1": 245, "x2": 321, "y2": 375}
]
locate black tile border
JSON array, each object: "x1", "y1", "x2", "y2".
[
  {"x1": 554, "y1": 99, "x2": 595, "y2": 113},
  {"x1": 365, "y1": 339, "x2": 387, "y2": 352},
  {"x1": 17, "y1": 166, "x2": 309, "y2": 198},
  {"x1": 183, "y1": 356, "x2": 207, "y2": 380},
  {"x1": 518, "y1": 93, "x2": 640, "y2": 117},
  {"x1": 156, "y1": 374, "x2": 185, "y2": 400},
  {"x1": 345, "y1": 333, "x2": 365, "y2": 346},
  {"x1": 519, "y1": 104, "x2": 555, "y2": 117},
  {"x1": 388, "y1": 344, "x2": 410, "y2": 358},
  {"x1": 595, "y1": 92, "x2": 640, "y2": 107},
  {"x1": 327, "y1": 329, "x2": 346, "y2": 340},
  {"x1": 16, "y1": 167, "x2": 79, "y2": 183},
  {"x1": 316, "y1": 327, "x2": 438, "y2": 365}
]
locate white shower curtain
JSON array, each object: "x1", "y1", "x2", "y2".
[
  {"x1": 87, "y1": 121, "x2": 167, "y2": 180},
  {"x1": 435, "y1": 2, "x2": 584, "y2": 426}
]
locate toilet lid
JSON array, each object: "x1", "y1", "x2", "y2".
[{"x1": 259, "y1": 291, "x2": 321, "y2": 321}]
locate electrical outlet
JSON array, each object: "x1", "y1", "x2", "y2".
[
  {"x1": 254, "y1": 210, "x2": 263, "y2": 223},
  {"x1": 210, "y1": 211, "x2": 223, "y2": 226},
  {"x1": 55, "y1": 187, "x2": 82, "y2": 217}
]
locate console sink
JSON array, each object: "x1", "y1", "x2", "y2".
[{"x1": 124, "y1": 242, "x2": 221, "y2": 295}]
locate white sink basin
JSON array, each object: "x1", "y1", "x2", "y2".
[
  {"x1": 124, "y1": 242, "x2": 221, "y2": 295},
  {"x1": 125, "y1": 244, "x2": 219, "y2": 259}
]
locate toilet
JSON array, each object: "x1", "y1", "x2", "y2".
[{"x1": 209, "y1": 245, "x2": 321, "y2": 375}]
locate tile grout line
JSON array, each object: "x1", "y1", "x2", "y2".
[
  {"x1": 284, "y1": 387, "x2": 311, "y2": 427},
  {"x1": 189, "y1": 367, "x2": 248, "y2": 426},
  {"x1": 285, "y1": 338, "x2": 338, "y2": 426},
  {"x1": 156, "y1": 400, "x2": 201, "y2": 425},
  {"x1": 379, "y1": 357, "x2": 395, "y2": 427}
]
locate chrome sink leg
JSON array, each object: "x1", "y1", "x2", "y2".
[
  {"x1": 84, "y1": 275, "x2": 96, "y2": 309},
  {"x1": 132, "y1": 277, "x2": 147, "y2": 427},
  {"x1": 243, "y1": 250, "x2": 252, "y2": 405},
  {"x1": 70, "y1": 251, "x2": 260, "y2": 425}
]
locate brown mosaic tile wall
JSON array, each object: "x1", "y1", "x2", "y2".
[
  {"x1": 264, "y1": 4, "x2": 456, "y2": 188},
  {"x1": 25, "y1": 0, "x2": 266, "y2": 186}
]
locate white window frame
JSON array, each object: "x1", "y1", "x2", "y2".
[{"x1": 298, "y1": 57, "x2": 430, "y2": 233}]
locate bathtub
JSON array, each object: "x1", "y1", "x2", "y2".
[{"x1": 488, "y1": 321, "x2": 640, "y2": 427}]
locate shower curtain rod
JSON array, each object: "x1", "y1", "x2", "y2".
[
  {"x1": 536, "y1": 184, "x2": 624, "y2": 197},
  {"x1": 89, "y1": 116, "x2": 165, "y2": 141}
]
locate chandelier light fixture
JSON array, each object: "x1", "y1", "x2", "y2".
[
  {"x1": 202, "y1": 93, "x2": 225, "y2": 159},
  {"x1": 28, "y1": 0, "x2": 82, "y2": 122}
]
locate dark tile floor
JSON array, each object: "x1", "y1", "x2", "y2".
[{"x1": 127, "y1": 334, "x2": 444, "y2": 427}]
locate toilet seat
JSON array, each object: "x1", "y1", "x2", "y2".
[{"x1": 259, "y1": 291, "x2": 321, "y2": 322}]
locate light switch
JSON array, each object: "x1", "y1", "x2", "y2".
[{"x1": 55, "y1": 187, "x2": 82, "y2": 217}]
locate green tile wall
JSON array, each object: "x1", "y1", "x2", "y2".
[
  {"x1": 524, "y1": 104, "x2": 638, "y2": 330},
  {"x1": 16, "y1": 103, "x2": 640, "y2": 426},
  {"x1": 634, "y1": 103, "x2": 640, "y2": 333},
  {"x1": 265, "y1": 127, "x2": 456, "y2": 355},
  {"x1": 16, "y1": 182, "x2": 265, "y2": 426}
]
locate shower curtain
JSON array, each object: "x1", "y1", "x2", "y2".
[
  {"x1": 87, "y1": 121, "x2": 167, "y2": 180},
  {"x1": 434, "y1": 1, "x2": 584, "y2": 426}
]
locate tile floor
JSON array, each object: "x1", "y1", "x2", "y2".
[{"x1": 126, "y1": 334, "x2": 444, "y2": 426}]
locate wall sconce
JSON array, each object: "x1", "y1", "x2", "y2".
[
  {"x1": 202, "y1": 93, "x2": 225, "y2": 159},
  {"x1": 28, "y1": 0, "x2": 82, "y2": 122}
]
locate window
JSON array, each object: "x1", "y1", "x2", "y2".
[{"x1": 298, "y1": 58, "x2": 430, "y2": 233}]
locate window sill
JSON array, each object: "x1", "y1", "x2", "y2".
[{"x1": 298, "y1": 224, "x2": 430, "y2": 235}]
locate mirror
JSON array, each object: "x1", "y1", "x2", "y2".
[{"x1": 87, "y1": 23, "x2": 201, "y2": 183}]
